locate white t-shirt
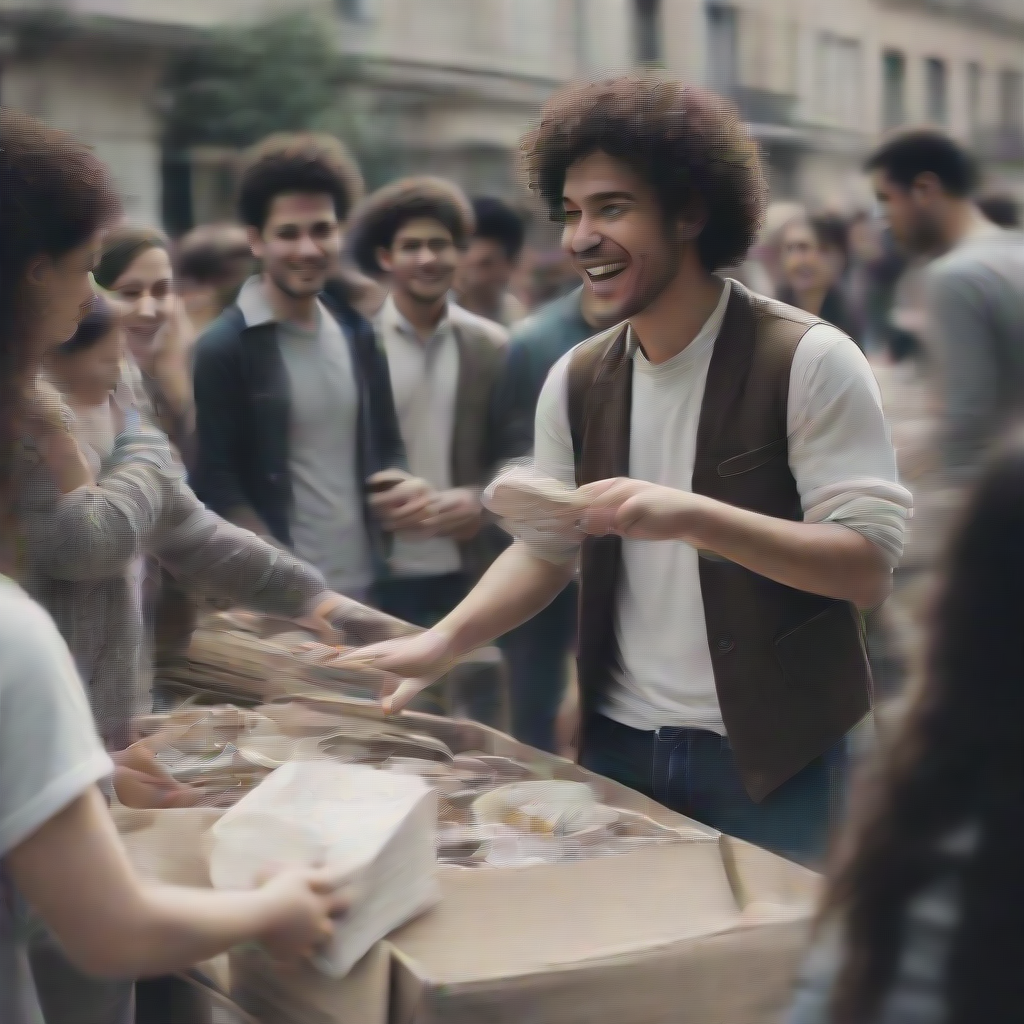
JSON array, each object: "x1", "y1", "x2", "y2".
[
  {"x1": 527, "y1": 279, "x2": 913, "y2": 733},
  {"x1": 0, "y1": 577, "x2": 113, "y2": 1024},
  {"x1": 376, "y1": 294, "x2": 462, "y2": 577}
]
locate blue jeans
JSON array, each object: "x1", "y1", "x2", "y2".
[
  {"x1": 498, "y1": 582, "x2": 577, "y2": 753},
  {"x1": 581, "y1": 714, "x2": 849, "y2": 865}
]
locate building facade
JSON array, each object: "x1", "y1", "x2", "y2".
[{"x1": 0, "y1": 0, "x2": 1021, "y2": 230}]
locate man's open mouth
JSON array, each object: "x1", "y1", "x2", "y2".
[{"x1": 584, "y1": 262, "x2": 628, "y2": 282}]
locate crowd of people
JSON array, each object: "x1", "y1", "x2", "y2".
[{"x1": 1, "y1": 68, "x2": 1021, "y2": 1024}]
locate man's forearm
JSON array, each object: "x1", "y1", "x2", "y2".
[
  {"x1": 437, "y1": 543, "x2": 575, "y2": 656},
  {"x1": 683, "y1": 496, "x2": 891, "y2": 610}
]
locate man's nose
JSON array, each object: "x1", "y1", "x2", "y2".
[
  {"x1": 297, "y1": 234, "x2": 320, "y2": 258},
  {"x1": 566, "y1": 216, "x2": 601, "y2": 255}
]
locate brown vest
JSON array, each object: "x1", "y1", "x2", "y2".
[{"x1": 567, "y1": 281, "x2": 872, "y2": 802}]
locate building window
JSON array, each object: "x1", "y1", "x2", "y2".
[
  {"x1": 926, "y1": 57, "x2": 948, "y2": 125},
  {"x1": 883, "y1": 50, "x2": 906, "y2": 129},
  {"x1": 635, "y1": 0, "x2": 661, "y2": 65},
  {"x1": 1000, "y1": 67, "x2": 1023, "y2": 132},
  {"x1": 815, "y1": 33, "x2": 862, "y2": 129},
  {"x1": 706, "y1": 4, "x2": 738, "y2": 92},
  {"x1": 967, "y1": 62, "x2": 983, "y2": 136},
  {"x1": 337, "y1": 0, "x2": 371, "y2": 21}
]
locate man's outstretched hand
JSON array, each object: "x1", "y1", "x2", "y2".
[{"x1": 334, "y1": 629, "x2": 454, "y2": 714}]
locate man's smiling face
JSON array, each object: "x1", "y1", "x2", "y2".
[{"x1": 560, "y1": 150, "x2": 683, "y2": 323}]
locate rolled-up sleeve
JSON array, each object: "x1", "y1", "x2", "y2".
[
  {"x1": 788, "y1": 324, "x2": 913, "y2": 567},
  {"x1": 507, "y1": 352, "x2": 582, "y2": 565}
]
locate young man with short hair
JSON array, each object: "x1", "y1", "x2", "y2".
[
  {"x1": 347, "y1": 178, "x2": 512, "y2": 636},
  {"x1": 866, "y1": 129, "x2": 1024, "y2": 481},
  {"x1": 348, "y1": 80, "x2": 912, "y2": 863},
  {"x1": 454, "y1": 195, "x2": 528, "y2": 326},
  {"x1": 193, "y1": 134, "x2": 429, "y2": 601}
]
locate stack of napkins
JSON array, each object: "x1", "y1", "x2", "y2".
[
  {"x1": 483, "y1": 464, "x2": 588, "y2": 543},
  {"x1": 209, "y1": 761, "x2": 438, "y2": 977}
]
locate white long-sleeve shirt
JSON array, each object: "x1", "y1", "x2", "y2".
[{"x1": 526, "y1": 279, "x2": 913, "y2": 734}]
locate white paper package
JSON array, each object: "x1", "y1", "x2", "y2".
[{"x1": 209, "y1": 760, "x2": 439, "y2": 977}]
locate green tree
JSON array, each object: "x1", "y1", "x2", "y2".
[{"x1": 163, "y1": 12, "x2": 358, "y2": 150}]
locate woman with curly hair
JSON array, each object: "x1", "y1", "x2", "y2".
[
  {"x1": 0, "y1": 107, "x2": 345, "y2": 1024},
  {"x1": 344, "y1": 76, "x2": 912, "y2": 863},
  {"x1": 790, "y1": 431, "x2": 1023, "y2": 1024}
]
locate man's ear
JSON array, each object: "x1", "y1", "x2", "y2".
[
  {"x1": 25, "y1": 254, "x2": 51, "y2": 286},
  {"x1": 674, "y1": 205, "x2": 707, "y2": 244},
  {"x1": 246, "y1": 226, "x2": 264, "y2": 261},
  {"x1": 375, "y1": 246, "x2": 394, "y2": 275}
]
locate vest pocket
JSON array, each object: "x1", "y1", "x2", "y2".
[
  {"x1": 773, "y1": 602, "x2": 863, "y2": 691},
  {"x1": 717, "y1": 437, "x2": 787, "y2": 478}
]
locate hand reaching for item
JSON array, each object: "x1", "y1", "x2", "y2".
[
  {"x1": 334, "y1": 629, "x2": 455, "y2": 714},
  {"x1": 112, "y1": 740, "x2": 197, "y2": 809}
]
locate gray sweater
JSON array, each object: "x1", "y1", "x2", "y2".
[
  {"x1": 17, "y1": 410, "x2": 328, "y2": 749},
  {"x1": 925, "y1": 227, "x2": 1024, "y2": 480}
]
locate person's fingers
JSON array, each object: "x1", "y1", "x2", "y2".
[{"x1": 382, "y1": 678, "x2": 429, "y2": 715}]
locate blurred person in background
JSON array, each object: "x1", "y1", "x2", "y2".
[
  {"x1": 0, "y1": 106, "x2": 350, "y2": 1024},
  {"x1": 174, "y1": 221, "x2": 254, "y2": 333},
  {"x1": 345, "y1": 78, "x2": 911, "y2": 864},
  {"x1": 867, "y1": 129, "x2": 1024, "y2": 484},
  {"x1": 750, "y1": 200, "x2": 805, "y2": 296},
  {"x1": 94, "y1": 226, "x2": 196, "y2": 470},
  {"x1": 789, "y1": 430, "x2": 1023, "y2": 1024},
  {"x1": 490, "y1": 281, "x2": 620, "y2": 752},
  {"x1": 348, "y1": 178, "x2": 514, "y2": 724},
  {"x1": 977, "y1": 192, "x2": 1021, "y2": 230},
  {"x1": 192, "y1": 133, "x2": 427, "y2": 604},
  {"x1": 453, "y1": 195, "x2": 528, "y2": 327},
  {"x1": 778, "y1": 213, "x2": 859, "y2": 344}
]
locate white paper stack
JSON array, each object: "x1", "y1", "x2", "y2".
[{"x1": 209, "y1": 760, "x2": 439, "y2": 977}]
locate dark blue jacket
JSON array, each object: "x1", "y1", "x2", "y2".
[{"x1": 190, "y1": 290, "x2": 406, "y2": 570}]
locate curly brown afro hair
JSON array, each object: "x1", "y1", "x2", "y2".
[
  {"x1": 522, "y1": 77, "x2": 768, "y2": 273},
  {"x1": 346, "y1": 176, "x2": 475, "y2": 277},
  {"x1": 238, "y1": 132, "x2": 365, "y2": 231}
]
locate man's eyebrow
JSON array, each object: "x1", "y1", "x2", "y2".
[{"x1": 585, "y1": 190, "x2": 636, "y2": 203}]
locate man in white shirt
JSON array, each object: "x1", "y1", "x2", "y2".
[
  {"x1": 343, "y1": 79, "x2": 911, "y2": 863},
  {"x1": 347, "y1": 179, "x2": 509, "y2": 628}
]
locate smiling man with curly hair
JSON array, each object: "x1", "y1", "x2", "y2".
[{"x1": 351, "y1": 77, "x2": 913, "y2": 863}]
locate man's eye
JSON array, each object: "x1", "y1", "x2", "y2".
[{"x1": 602, "y1": 204, "x2": 625, "y2": 217}]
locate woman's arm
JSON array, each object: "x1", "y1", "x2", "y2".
[
  {"x1": 6, "y1": 786, "x2": 347, "y2": 978},
  {"x1": 19, "y1": 424, "x2": 179, "y2": 580}
]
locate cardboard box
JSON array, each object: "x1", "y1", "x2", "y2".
[
  {"x1": 248, "y1": 704, "x2": 819, "y2": 1024},
  {"x1": 386, "y1": 836, "x2": 818, "y2": 1024},
  {"x1": 230, "y1": 943, "x2": 391, "y2": 1024},
  {"x1": 130, "y1": 707, "x2": 819, "y2": 1024}
]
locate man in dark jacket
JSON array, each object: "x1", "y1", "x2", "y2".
[{"x1": 192, "y1": 134, "x2": 431, "y2": 601}]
